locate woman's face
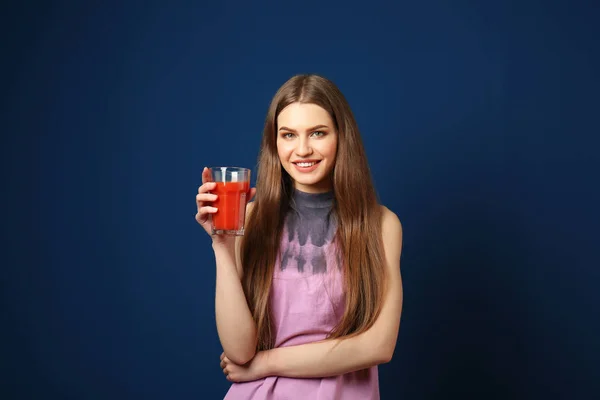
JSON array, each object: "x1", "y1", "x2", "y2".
[{"x1": 276, "y1": 102, "x2": 338, "y2": 193}]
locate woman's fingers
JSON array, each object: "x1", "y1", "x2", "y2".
[
  {"x1": 220, "y1": 353, "x2": 229, "y2": 370},
  {"x1": 198, "y1": 181, "x2": 216, "y2": 194},
  {"x1": 220, "y1": 352, "x2": 230, "y2": 379},
  {"x1": 196, "y1": 180, "x2": 217, "y2": 223},
  {"x1": 196, "y1": 193, "x2": 218, "y2": 203},
  {"x1": 198, "y1": 206, "x2": 218, "y2": 215},
  {"x1": 196, "y1": 206, "x2": 217, "y2": 224},
  {"x1": 195, "y1": 175, "x2": 218, "y2": 227},
  {"x1": 202, "y1": 167, "x2": 212, "y2": 185}
]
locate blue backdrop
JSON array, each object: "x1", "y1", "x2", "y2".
[{"x1": 3, "y1": 1, "x2": 599, "y2": 399}]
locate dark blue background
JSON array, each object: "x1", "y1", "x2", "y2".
[{"x1": 2, "y1": 1, "x2": 599, "y2": 399}]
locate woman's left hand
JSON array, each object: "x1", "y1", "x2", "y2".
[{"x1": 220, "y1": 351, "x2": 269, "y2": 382}]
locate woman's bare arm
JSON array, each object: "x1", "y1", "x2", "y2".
[{"x1": 213, "y1": 202, "x2": 257, "y2": 365}]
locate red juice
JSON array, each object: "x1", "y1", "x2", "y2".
[{"x1": 211, "y1": 180, "x2": 250, "y2": 232}]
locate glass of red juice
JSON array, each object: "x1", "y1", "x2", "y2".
[{"x1": 209, "y1": 167, "x2": 251, "y2": 236}]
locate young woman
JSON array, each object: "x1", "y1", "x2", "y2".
[{"x1": 195, "y1": 74, "x2": 403, "y2": 399}]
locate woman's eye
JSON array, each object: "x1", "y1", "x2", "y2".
[
  {"x1": 281, "y1": 133, "x2": 294, "y2": 139},
  {"x1": 311, "y1": 131, "x2": 325, "y2": 137}
]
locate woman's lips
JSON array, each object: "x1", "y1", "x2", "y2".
[{"x1": 292, "y1": 160, "x2": 321, "y2": 173}]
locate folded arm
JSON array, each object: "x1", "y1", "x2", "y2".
[{"x1": 260, "y1": 207, "x2": 403, "y2": 378}]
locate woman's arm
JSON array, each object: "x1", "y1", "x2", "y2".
[
  {"x1": 214, "y1": 201, "x2": 258, "y2": 365},
  {"x1": 221, "y1": 206, "x2": 403, "y2": 381},
  {"x1": 264, "y1": 207, "x2": 403, "y2": 378}
]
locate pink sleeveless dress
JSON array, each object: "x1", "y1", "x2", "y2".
[{"x1": 223, "y1": 190, "x2": 379, "y2": 399}]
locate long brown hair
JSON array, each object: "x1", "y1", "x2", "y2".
[{"x1": 241, "y1": 74, "x2": 387, "y2": 351}]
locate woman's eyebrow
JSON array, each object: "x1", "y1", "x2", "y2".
[{"x1": 278, "y1": 124, "x2": 329, "y2": 132}]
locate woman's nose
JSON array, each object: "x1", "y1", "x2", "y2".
[{"x1": 295, "y1": 137, "x2": 313, "y2": 157}]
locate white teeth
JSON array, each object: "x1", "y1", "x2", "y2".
[{"x1": 296, "y1": 162, "x2": 316, "y2": 167}]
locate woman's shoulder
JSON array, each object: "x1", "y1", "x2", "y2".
[
  {"x1": 378, "y1": 205, "x2": 403, "y2": 270},
  {"x1": 378, "y1": 204, "x2": 402, "y2": 236}
]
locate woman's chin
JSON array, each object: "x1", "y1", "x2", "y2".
[{"x1": 293, "y1": 178, "x2": 332, "y2": 193}]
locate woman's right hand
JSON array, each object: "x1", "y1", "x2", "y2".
[
  {"x1": 196, "y1": 166, "x2": 256, "y2": 246},
  {"x1": 195, "y1": 167, "x2": 220, "y2": 238}
]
